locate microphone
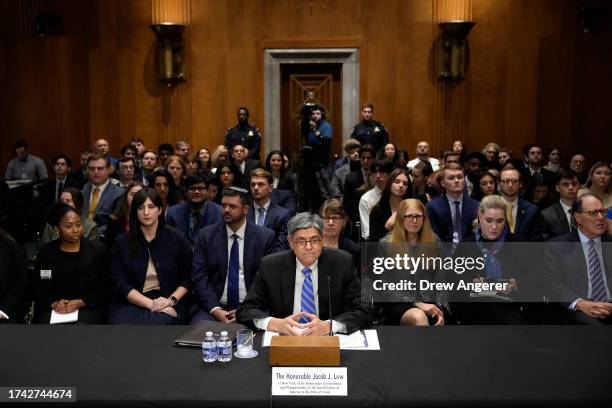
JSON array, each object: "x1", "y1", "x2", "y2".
[{"x1": 327, "y1": 273, "x2": 333, "y2": 337}]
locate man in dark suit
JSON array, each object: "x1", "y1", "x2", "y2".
[
  {"x1": 191, "y1": 187, "x2": 275, "y2": 324},
  {"x1": 270, "y1": 188, "x2": 296, "y2": 215},
  {"x1": 545, "y1": 194, "x2": 612, "y2": 324},
  {"x1": 0, "y1": 228, "x2": 29, "y2": 323},
  {"x1": 541, "y1": 169, "x2": 579, "y2": 240},
  {"x1": 231, "y1": 144, "x2": 261, "y2": 177},
  {"x1": 343, "y1": 145, "x2": 375, "y2": 237},
  {"x1": 81, "y1": 154, "x2": 124, "y2": 234},
  {"x1": 248, "y1": 169, "x2": 291, "y2": 251},
  {"x1": 427, "y1": 163, "x2": 479, "y2": 244},
  {"x1": 166, "y1": 174, "x2": 222, "y2": 243},
  {"x1": 499, "y1": 167, "x2": 542, "y2": 241},
  {"x1": 238, "y1": 212, "x2": 371, "y2": 335},
  {"x1": 43, "y1": 154, "x2": 80, "y2": 206},
  {"x1": 522, "y1": 144, "x2": 556, "y2": 199}
]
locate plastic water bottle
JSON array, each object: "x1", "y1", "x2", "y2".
[
  {"x1": 217, "y1": 331, "x2": 233, "y2": 362},
  {"x1": 202, "y1": 331, "x2": 217, "y2": 363}
]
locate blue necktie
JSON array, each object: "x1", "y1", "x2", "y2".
[
  {"x1": 257, "y1": 207, "x2": 266, "y2": 226},
  {"x1": 588, "y1": 240, "x2": 607, "y2": 302},
  {"x1": 299, "y1": 268, "x2": 316, "y2": 323},
  {"x1": 227, "y1": 234, "x2": 240, "y2": 309},
  {"x1": 453, "y1": 201, "x2": 462, "y2": 243}
]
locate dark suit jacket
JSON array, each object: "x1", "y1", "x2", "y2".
[
  {"x1": 545, "y1": 231, "x2": 612, "y2": 308},
  {"x1": 166, "y1": 200, "x2": 223, "y2": 242},
  {"x1": 81, "y1": 181, "x2": 124, "y2": 229},
  {"x1": 0, "y1": 234, "x2": 29, "y2": 321},
  {"x1": 515, "y1": 198, "x2": 542, "y2": 242},
  {"x1": 270, "y1": 188, "x2": 297, "y2": 215},
  {"x1": 42, "y1": 176, "x2": 81, "y2": 205},
  {"x1": 192, "y1": 221, "x2": 276, "y2": 312},
  {"x1": 237, "y1": 248, "x2": 371, "y2": 334},
  {"x1": 33, "y1": 238, "x2": 111, "y2": 315},
  {"x1": 427, "y1": 194, "x2": 479, "y2": 243},
  {"x1": 238, "y1": 159, "x2": 262, "y2": 177},
  {"x1": 343, "y1": 169, "x2": 366, "y2": 223},
  {"x1": 247, "y1": 203, "x2": 291, "y2": 251},
  {"x1": 541, "y1": 202, "x2": 572, "y2": 241}
]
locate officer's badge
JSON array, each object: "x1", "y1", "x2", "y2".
[
  {"x1": 374, "y1": 127, "x2": 380, "y2": 132},
  {"x1": 248, "y1": 130, "x2": 254, "y2": 137}
]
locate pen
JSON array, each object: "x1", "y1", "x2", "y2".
[{"x1": 361, "y1": 330, "x2": 369, "y2": 347}]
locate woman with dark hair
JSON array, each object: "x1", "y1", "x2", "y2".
[
  {"x1": 40, "y1": 187, "x2": 100, "y2": 243},
  {"x1": 381, "y1": 143, "x2": 398, "y2": 162},
  {"x1": 197, "y1": 148, "x2": 211, "y2": 173},
  {"x1": 410, "y1": 160, "x2": 433, "y2": 196},
  {"x1": 369, "y1": 168, "x2": 413, "y2": 242},
  {"x1": 184, "y1": 154, "x2": 200, "y2": 177},
  {"x1": 526, "y1": 179, "x2": 553, "y2": 211},
  {"x1": 543, "y1": 145, "x2": 561, "y2": 173},
  {"x1": 108, "y1": 188, "x2": 192, "y2": 325},
  {"x1": 214, "y1": 163, "x2": 245, "y2": 203},
  {"x1": 104, "y1": 182, "x2": 143, "y2": 249},
  {"x1": 152, "y1": 169, "x2": 181, "y2": 213},
  {"x1": 471, "y1": 171, "x2": 498, "y2": 201},
  {"x1": 0, "y1": 228, "x2": 29, "y2": 323},
  {"x1": 320, "y1": 199, "x2": 360, "y2": 271},
  {"x1": 265, "y1": 149, "x2": 298, "y2": 192},
  {"x1": 32, "y1": 203, "x2": 110, "y2": 324},
  {"x1": 395, "y1": 149, "x2": 410, "y2": 169}
]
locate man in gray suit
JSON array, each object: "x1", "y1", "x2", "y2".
[
  {"x1": 541, "y1": 169, "x2": 579, "y2": 241},
  {"x1": 81, "y1": 153, "x2": 124, "y2": 234}
]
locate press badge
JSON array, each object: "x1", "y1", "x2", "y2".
[{"x1": 40, "y1": 270, "x2": 52, "y2": 279}]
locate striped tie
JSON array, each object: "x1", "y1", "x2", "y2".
[
  {"x1": 588, "y1": 240, "x2": 607, "y2": 302},
  {"x1": 299, "y1": 267, "x2": 316, "y2": 323}
]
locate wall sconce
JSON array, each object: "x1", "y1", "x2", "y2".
[
  {"x1": 150, "y1": 23, "x2": 186, "y2": 88},
  {"x1": 436, "y1": 21, "x2": 475, "y2": 84}
]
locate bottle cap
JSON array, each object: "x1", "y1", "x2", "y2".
[
  {"x1": 205, "y1": 331, "x2": 213, "y2": 337},
  {"x1": 220, "y1": 331, "x2": 228, "y2": 337}
]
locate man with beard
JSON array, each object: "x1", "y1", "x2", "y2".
[{"x1": 225, "y1": 107, "x2": 262, "y2": 160}]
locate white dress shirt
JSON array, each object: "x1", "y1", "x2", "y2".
[{"x1": 359, "y1": 186, "x2": 382, "y2": 240}]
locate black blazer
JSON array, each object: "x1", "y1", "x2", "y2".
[
  {"x1": 541, "y1": 202, "x2": 572, "y2": 241},
  {"x1": 33, "y1": 238, "x2": 110, "y2": 314},
  {"x1": 343, "y1": 169, "x2": 366, "y2": 223},
  {"x1": 237, "y1": 248, "x2": 371, "y2": 334},
  {"x1": 545, "y1": 230, "x2": 612, "y2": 307},
  {"x1": 0, "y1": 234, "x2": 29, "y2": 321}
]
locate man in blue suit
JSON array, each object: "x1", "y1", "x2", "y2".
[
  {"x1": 191, "y1": 187, "x2": 276, "y2": 323},
  {"x1": 427, "y1": 163, "x2": 479, "y2": 244},
  {"x1": 248, "y1": 169, "x2": 291, "y2": 251},
  {"x1": 166, "y1": 174, "x2": 222, "y2": 243},
  {"x1": 81, "y1": 154, "x2": 124, "y2": 234},
  {"x1": 499, "y1": 167, "x2": 542, "y2": 241}
]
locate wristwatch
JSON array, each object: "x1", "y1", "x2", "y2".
[{"x1": 170, "y1": 296, "x2": 178, "y2": 306}]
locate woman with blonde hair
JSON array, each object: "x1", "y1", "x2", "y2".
[
  {"x1": 210, "y1": 145, "x2": 229, "y2": 174},
  {"x1": 578, "y1": 161, "x2": 611, "y2": 209},
  {"x1": 380, "y1": 198, "x2": 445, "y2": 326}
]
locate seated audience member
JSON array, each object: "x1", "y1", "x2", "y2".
[
  {"x1": 498, "y1": 148, "x2": 512, "y2": 167},
  {"x1": 165, "y1": 155, "x2": 187, "y2": 191},
  {"x1": 248, "y1": 169, "x2": 291, "y2": 251},
  {"x1": 343, "y1": 144, "x2": 376, "y2": 223},
  {"x1": 152, "y1": 169, "x2": 181, "y2": 213},
  {"x1": 207, "y1": 177, "x2": 219, "y2": 203},
  {"x1": 441, "y1": 150, "x2": 462, "y2": 166},
  {"x1": 41, "y1": 188, "x2": 100, "y2": 243},
  {"x1": 410, "y1": 160, "x2": 433, "y2": 197},
  {"x1": 82, "y1": 154, "x2": 124, "y2": 233},
  {"x1": 526, "y1": 179, "x2": 553, "y2": 211},
  {"x1": 33, "y1": 203, "x2": 110, "y2": 324},
  {"x1": 4, "y1": 139, "x2": 48, "y2": 181},
  {"x1": 320, "y1": 199, "x2": 361, "y2": 272},
  {"x1": 120, "y1": 144, "x2": 137, "y2": 161},
  {"x1": 139, "y1": 150, "x2": 159, "y2": 186},
  {"x1": 369, "y1": 169, "x2": 412, "y2": 242},
  {"x1": 115, "y1": 157, "x2": 137, "y2": 188},
  {"x1": 498, "y1": 167, "x2": 542, "y2": 241},
  {"x1": 157, "y1": 143, "x2": 174, "y2": 167},
  {"x1": 569, "y1": 154, "x2": 588, "y2": 185},
  {"x1": 70, "y1": 149, "x2": 92, "y2": 188},
  {"x1": 545, "y1": 194, "x2": 611, "y2": 324},
  {"x1": 482, "y1": 143, "x2": 501, "y2": 171},
  {"x1": 265, "y1": 150, "x2": 298, "y2": 214},
  {"x1": 0, "y1": 228, "x2": 29, "y2": 323},
  {"x1": 238, "y1": 212, "x2": 371, "y2": 334},
  {"x1": 541, "y1": 170, "x2": 579, "y2": 241},
  {"x1": 471, "y1": 171, "x2": 498, "y2": 201},
  {"x1": 427, "y1": 163, "x2": 479, "y2": 244},
  {"x1": 104, "y1": 182, "x2": 143, "y2": 250},
  {"x1": 197, "y1": 148, "x2": 212, "y2": 174},
  {"x1": 395, "y1": 149, "x2": 410, "y2": 169},
  {"x1": 214, "y1": 163, "x2": 245, "y2": 202},
  {"x1": 407, "y1": 141, "x2": 440, "y2": 171},
  {"x1": 329, "y1": 140, "x2": 361, "y2": 200},
  {"x1": 382, "y1": 143, "x2": 398, "y2": 162},
  {"x1": 425, "y1": 170, "x2": 442, "y2": 202},
  {"x1": 232, "y1": 144, "x2": 261, "y2": 177},
  {"x1": 175, "y1": 140, "x2": 191, "y2": 161},
  {"x1": 578, "y1": 161, "x2": 611, "y2": 209},
  {"x1": 451, "y1": 140, "x2": 465, "y2": 160},
  {"x1": 464, "y1": 152, "x2": 485, "y2": 196},
  {"x1": 185, "y1": 154, "x2": 200, "y2": 176},
  {"x1": 191, "y1": 187, "x2": 275, "y2": 324},
  {"x1": 544, "y1": 145, "x2": 561, "y2": 173},
  {"x1": 522, "y1": 144, "x2": 556, "y2": 194},
  {"x1": 166, "y1": 174, "x2": 222, "y2": 243},
  {"x1": 455, "y1": 195, "x2": 529, "y2": 324},
  {"x1": 108, "y1": 188, "x2": 191, "y2": 324},
  {"x1": 359, "y1": 159, "x2": 394, "y2": 241},
  {"x1": 379, "y1": 199, "x2": 446, "y2": 326},
  {"x1": 43, "y1": 154, "x2": 80, "y2": 206},
  {"x1": 210, "y1": 145, "x2": 229, "y2": 174}
]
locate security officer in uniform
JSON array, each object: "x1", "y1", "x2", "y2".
[
  {"x1": 225, "y1": 107, "x2": 262, "y2": 161},
  {"x1": 350, "y1": 103, "x2": 389, "y2": 155}
]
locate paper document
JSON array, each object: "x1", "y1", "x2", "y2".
[
  {"x1": 263, "y1": 329, "x2": 380, "y2": 350},
  {"x1": 50, "y1": 310, "x2": 79, "y2": 324}
]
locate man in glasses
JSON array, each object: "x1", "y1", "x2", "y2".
[
  {"x1": 238, "y1": 212, "x2": 371, "y2": 335},
  {"x1": 541, "y1": 169, "x2": 580, "y2": 241},
  {"x1": 545, "y1": 193, "x2": 612, "y2": 324},
  {"x1": 498, "y1": 166, "x2": 541, "y2": 241},
  {"x1": 191, "y1": 187, "x2": 275, "y2": 324},
  {"x1": 166, "y1": 174, "x2": 222, "y2": 243}
]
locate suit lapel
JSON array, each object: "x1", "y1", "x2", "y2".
[
  {"x1": 218, "y1": 223, "x2": 229, "y2": 284},
  {"x1": 243, "y1": 223, "x2": 254, "y2": 288},
  {"x1": 282, "y1": 253, "x2": 297, "y2": 315},
  {"x1": 553, "y1": 203, "x2": 570, "y2": 231},
  {"x1": 82, "y1": 183, "x2": 92, "y2": 216},
  {"x1": 317, "y1": 250, "x2": 331, "y2": 320},
  {"x1": 516, "y1": 200, "x2": 526, "y2": 232}
]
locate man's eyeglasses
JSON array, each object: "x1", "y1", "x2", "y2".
[
  {"x1": 293, "y1": 237, "x2": 323, "y2": 248},
  {"x1": 403, "y1": 214, "x2": 424, "y2": 221},
  {"x1": 500, "y1": 178, "x2": 520, "y2": 184},
  {"x1": 575, "y1": 209, "x2": 607, "y2": 218},
  {"x1": 188, "y1": 186, "x2": 207, "y2": 192}
]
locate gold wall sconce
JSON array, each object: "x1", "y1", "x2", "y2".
[
  {"x1": 150, "y1": 23, "x2": 186, "y2": 88},
  {"x1": 436, "y1": 21, "x2": 475, "y2": 84}
]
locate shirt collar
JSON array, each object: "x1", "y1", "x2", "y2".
[
  {"x1": 578, "y1": 228, "x2": 602, "y2": 244},
  {"x1": 446, "y1": 192, "x2": 463, "y2": 204},
  {"x1": 296, "y1": 258, "x2": 319, "y2": 274},
  {"x1": 226, "y1": 220, "x2": 246, "y2": 240},
  {"x1": 254, "y1": 200, "x2": 270, "y2": 212},
  {"x1": 92, "y1": 178, "x2": 110, "y2": 192},
  {"x1": 559, "y1": 201, "x2": 572, "y2": 214}
]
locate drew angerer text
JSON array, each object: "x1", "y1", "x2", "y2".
[{"x1": 372, "y1": 279, "x2": 510, "y2": 293}]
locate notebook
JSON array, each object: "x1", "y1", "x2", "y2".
[{"x1": 173, "y1": 320, "x2": 247, "y2": 347}]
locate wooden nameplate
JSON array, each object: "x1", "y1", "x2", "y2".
[{"x1": 269, "y1": 336, "x2": 340, "y2": 366}]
